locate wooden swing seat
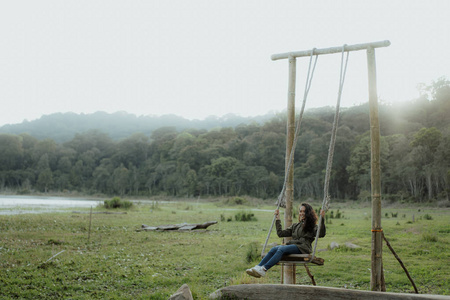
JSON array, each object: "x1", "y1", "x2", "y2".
[
  {"x1": 261, "y1": 253, "x2": 324, "y2": 285},
  {"x1": 278, "y1": 254, "x2": 324, "y2": 266},
  {"x1": 262, "y1": 253, "x2": 324, "y2": 266}
]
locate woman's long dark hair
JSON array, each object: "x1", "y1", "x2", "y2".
[{"x1": 300, "y1": 203, "x2": 318, "y2": 233}]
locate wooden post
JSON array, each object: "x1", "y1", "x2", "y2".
[
  {"x1": 88, "y1": 206, "x2": 93, "y2": 243},
  {"x1": 283, "y1": 54, "x2": 296, "y2": 284},
  {"x1": 367, "y1": 46, "x2": 385, "y2": 291}
]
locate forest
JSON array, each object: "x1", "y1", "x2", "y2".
[{"x1": 0, "y1": 78, "x2": 449, "y2": 203}]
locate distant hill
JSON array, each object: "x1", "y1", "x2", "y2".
[
  {"x1": 1, "y1": 80, "x2": 449, "y2": 144},
  {"x1": 0, "y1": 111, "x2": 277, "y2": 143}
]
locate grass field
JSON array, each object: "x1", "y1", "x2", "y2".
[{"x1": 0, "y1": 198, "x2": 449, "y2": 299}]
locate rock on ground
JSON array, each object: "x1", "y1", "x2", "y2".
[
  {"x1": 345, "y1": 242, "x2": 361, "y2": 249},
  {"x1": 169, "y1": 284, "x2": 193, "y2": 300},
  {"x1": 330, "y1": 241, "x2": 339, "y2": 249}
]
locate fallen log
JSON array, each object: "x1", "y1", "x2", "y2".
[
  {"x1": 209, "y1": 284, "x2": 450, "y2": 300},
  {"x1": 137, "y1": 221, "x2": 217, "y2": 232}
]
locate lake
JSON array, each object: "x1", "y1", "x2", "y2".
[{"x1": 0, "y1": 195, "x2": 103, "y2": 215}]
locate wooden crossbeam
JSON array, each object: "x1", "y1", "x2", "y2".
[{"x1": 271, "y1": 40, "x2": 390, "y2": 61}]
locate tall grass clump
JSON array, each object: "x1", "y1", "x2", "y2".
[
  {"x1": 245, "y1": 242, "x2": 260, "y2": 263},
  {"x1": 422, "y1": 232, "x2": 438, "y2": 242},
  {"x1": 329, "y1": 209, "x2": 342, "y2": 219},
  {"x1": 104, "y1": 197, "x2": 133, "y2": 209},
  {"x1": 234, "y1": 211, "x2": 257, "y2": 222}
]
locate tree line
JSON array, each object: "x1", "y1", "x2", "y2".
[{"x1": 0, "y1": 78, "x2": 449, "y2": 203}]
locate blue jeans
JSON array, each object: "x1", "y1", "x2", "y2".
[{"x1": 259, "y1": 245, "x2": 301, "y2": 270}]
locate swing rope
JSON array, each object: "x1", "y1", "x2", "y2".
[
  {"x1": 261, "y1": 45, "x2": 350, "y2": 261},
  {"x1": 261, "y1": 48, "x2": 318, "y2": 256},
  {"x1": 277, "y1": 50, "x2": 319, "y2": 209},
  {"x1": 311, "y1": 45, "x2": 349, "y2": 261}
]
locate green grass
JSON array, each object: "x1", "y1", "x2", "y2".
[{"x1": 0, "y1": 200, "x2": 449, "y2": 299}]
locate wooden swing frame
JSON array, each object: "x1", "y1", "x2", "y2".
[{"x1": 271, "y1": 40, "x2": 390, "y2": 288}]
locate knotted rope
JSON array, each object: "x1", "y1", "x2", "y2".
[
  {"x1": 261, "y1": 48, "x2": 318, "y2": 256},
  {"x1": 261, "y1": 45, "x2": 350, "y2": 260},
  {"x1": 310, "y1": 45, "x2": 349, "y2": 261}
]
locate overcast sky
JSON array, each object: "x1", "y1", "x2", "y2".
[{"x1": 0, "y1": 0, "x2": 449, "y2": 126}]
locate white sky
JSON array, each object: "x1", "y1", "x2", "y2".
[{"x1": 0, "y1": 0, "x2": 449, "y2": 126}]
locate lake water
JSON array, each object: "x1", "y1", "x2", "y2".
[{"x1": 0, "y1": 195, "x2": 103, "y2": 215}]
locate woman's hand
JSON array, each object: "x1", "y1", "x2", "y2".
[
  {"x1": 320, "y1": 209, "x2": 325, "y2": 217},
  {"x1": 274, "y1": 209, "x2": 280, "y2": 220}
]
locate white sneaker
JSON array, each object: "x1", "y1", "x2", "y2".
[
  {"x1": 246, "y1": 265, "x2": 262, "y2": 278},
  {"x1": 253, "y1": 265, "x2": 266, "y2": 277}
]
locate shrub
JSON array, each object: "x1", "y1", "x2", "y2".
[
  {"x1": 234, "y1": 211, "x2": 257, "y2": 222},
  {"x1": 220, "y1": 213, "x2": 233, "y2": 222},
  {"x1": 104, "y1": 197, "x2": 133, "y2": 209},
  {"x1": 423, "y1": 214, "x2": 433, "y2": 220}
]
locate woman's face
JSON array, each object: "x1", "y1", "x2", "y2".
[{"x1": 299, "y1": 206, "x2": 306, "y2": 221}]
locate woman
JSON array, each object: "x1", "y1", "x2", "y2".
[{"x1": 246, "y1": 203, "x2": 326, "y2": 278}]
